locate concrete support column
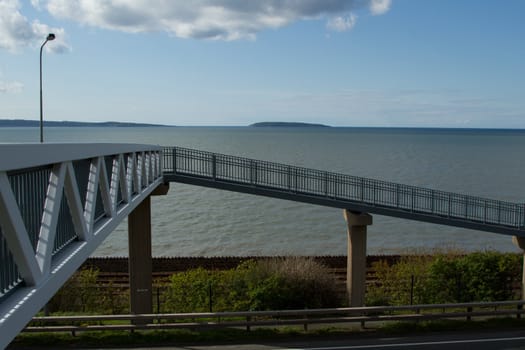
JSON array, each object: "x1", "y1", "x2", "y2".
[
  {"x1": 344, "y1": 210, "x2": 372, "y2": 307},
  {"x1": 128, "y1": 195, "x2": 153, "y2": 316},
  {"x1": 512, "y1": 236, "x2": 525, "y2": 300}
]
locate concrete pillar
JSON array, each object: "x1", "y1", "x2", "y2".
[
  {"x1": 512, "y1": 236, "x2": 525, "y2": 300},
  {"x1": 128, "y1": 196, "x2": 153, "y2": 317},
  {"x1": 128, "y1": 183, "x2": 169, "y2": 319},
  {"x1": 344, "y1": 210, "x2": 372, "y2": 307}
]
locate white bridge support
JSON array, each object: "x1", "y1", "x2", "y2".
[{"x1": 0, "y1": 143, "x2": 164, "y2": 349}]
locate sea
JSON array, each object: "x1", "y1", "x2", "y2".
[{"x1": 1, "y1": 126, "x2": 524, "y2": 257}]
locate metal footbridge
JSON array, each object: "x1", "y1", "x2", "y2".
[
  {"x1": 163, "y1": 147, "x2": 525, "y2": 236},
  {"x1": 1, "y1": 143, "x2": 524, "y2": 348}
]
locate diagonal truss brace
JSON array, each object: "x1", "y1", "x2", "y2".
[{"x1": 0, "y1": 148, "x2": 163, "y2": 349}]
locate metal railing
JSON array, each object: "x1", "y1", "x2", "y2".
[
  {"x1": 24, "y1": 300, "x2": 525, "y2": 334},
  {"x1": 163, "y1": 147, "x2": 525, "y2": 233},
  {"x1": 0, "y1": 143, "x2": 164, "y2": 350}
]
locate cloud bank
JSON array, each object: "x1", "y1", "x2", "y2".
[
  {"x1": 0, "y1": 0, "x2": 69, "y2": 52},
  {"x1": 12, "y1": 0, "x2": 391, "y2": 46},
  {"x1": 42, "y1": 0, "x2": 391, "y2": 39}
]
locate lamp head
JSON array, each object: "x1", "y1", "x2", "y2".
[{"x1": 46, "y1": 33, "x2": 55, "y2": 41}]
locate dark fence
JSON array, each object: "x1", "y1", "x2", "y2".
[{"x1": 163, "y1": 147, "x2": 525, "y2": 230}]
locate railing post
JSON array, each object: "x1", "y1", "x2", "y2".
[
  {"x1": 250, "y1": 160, "x2": 257, "y2": 185},
  {"x1": 295, "y1": 168, "x2": 299, "y2": 192},
  {"x1": 522, "y1": 204, "x2": 525, "y2": 229},
  {"x1": 287, "y1": 166, "x2": 292, "y2": 191},
  {"x1": 411, "y1": 188, "x2": 415, "y2": 212},
  {"x1": 172, "y1": 148, "x2": 177, "y2": 173},
  {"x1": 464, "y1": 195, "x2": 469, "y2": 219},
  {"x1": 212, "y1": 155, "x2": 216, "y2": 180},
  {"x1": 396, "y1": 184, "x2": 400, "y2": 208},
  {"x1": 324, "y1": 172, "x2": 328, "y2": 197},
  {"x1": 448, "y1": 193, "x2": 452, "y2": 217}
]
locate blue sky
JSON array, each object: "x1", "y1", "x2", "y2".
[{"x1": 1, "y1": 0, "x2": 524, "y2": 127}]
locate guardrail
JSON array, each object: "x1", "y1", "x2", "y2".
[
  {"x1": 25, "y1": 300, "x2": 525, "y2": 335},
  {"x1": 163, "y1": 147, "x2": 525, "y2": 235}
]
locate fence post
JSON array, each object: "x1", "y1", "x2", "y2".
[
  {"x1": 157, "y1": 287, "x2": 161, "y2": 315},
  {"x1": 324, "y1": 172, "x2": 328, "y2": 197},
  {"x1": 250, "y1": 160, "x2": 256, "y2": 185},
  {"x1": 172, "y1": 148, "x2": 177, "y2": 173},
  {"x1": 208, "y1": 281, "x2": 213, "y2": 313},
  {"x1": 522, "y1": 204, "x2": 525, "y2": 229},
  {"x1": 212, "y1": 155, "x2": 216, "y2": 180},
  {"x1": 287, "y1": 166, "x2": 292, "y2": 191},
  {"x1": 518, "y1": 303, "x2": 522, "y2": 319},
  {"x1": 410, "y1": 275, "x2": 415, "y2": 305},
  {"x1": 464, "y1": 195, "x2": 468, "y2": 219},
  {"x1": 448, "y1": 193, "x2": 452, "y2": 217},
  {"x1": 466, "y1": 306, "x2": 472, "y2": 321},
  {"x1": 411, "y1": 188, "x2": 415, "y2": 212}
]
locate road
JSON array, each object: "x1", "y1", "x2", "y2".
[{"x1": 60, "y1": 330, "x2": 525, "y2": 350}]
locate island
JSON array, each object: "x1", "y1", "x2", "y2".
[
  {"x1": 0, "y1": 119, "x2": 172, "y2": 127},
  {"x1": 250, "y1": 122, "x2": 330, "y2": 128}
]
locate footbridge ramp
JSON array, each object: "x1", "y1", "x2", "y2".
[{"x1": 163, "y1": 147, "x2": 525, "y2": 237}]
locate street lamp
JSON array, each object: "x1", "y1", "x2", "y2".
[{"x1": 40, "y1": 33, "x2": 55, "y2": 143}]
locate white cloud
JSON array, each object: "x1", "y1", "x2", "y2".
[
  {"x1": 370, "y1": 0, "x2": 392, "y2": 15},
  {"x1": 41, "y1": 0, "x2": 392, "y2": 40},
  {"x1": 0, "y1": 0, "x2": 69, "y2": 52},
  {"x1": 327, "y1": 14, "x2": 357, "y2": 32},
  {"x1": 0, "y1": 80, "x2": 23, "y2": 93}
]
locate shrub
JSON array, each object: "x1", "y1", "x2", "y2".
[
  {"x1": 162, "y1": 257, "x2": 342, "y2": 312},
  {"x1": 367, "y1": 254, "x2": 435, "y2": 305},
  {"x1": 253, "y1": 257, "x2": 342, "y2": 309},
  {"x1": 428, "y1": 251, "x2": 521, "y2": 302},
  {"x1": 367, "y1": 251, "x2": 522, "y2": 306},
  {"x1": 48, "y1": 268, "x2": 129, "y2": 314}
]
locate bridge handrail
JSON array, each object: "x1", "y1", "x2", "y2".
[
  {"x1": 163, "y1": 146, "x2": 525, "y2": 230},
  {"x1": 0, "y1": 143, "x2": 163, "y2": 305}
]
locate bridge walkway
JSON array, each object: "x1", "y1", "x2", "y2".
[{"x1": 163, "y1": 146, "x2": 525, "y2": 237}]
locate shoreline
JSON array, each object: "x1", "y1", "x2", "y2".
[{"x1": 82, "y1": 255, "x2": 403, "y2": 273}]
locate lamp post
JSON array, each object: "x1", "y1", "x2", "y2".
[{"x1": 40, "y1": 33, "x2": 55, "y2": 143}]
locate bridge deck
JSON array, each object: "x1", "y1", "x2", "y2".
[{"x1": 163, "y1": 147, "x2": 525, "y2": 237}]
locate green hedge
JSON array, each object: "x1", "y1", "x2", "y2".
[
  {"x1": 367, "y1": 251, "x2": 522, "y2": 305},
  {"x1": 162, "y1": 257, "x2": 342, "y2": 312},
  {"x1": 47, "y1": 251, "x2": 522, "y2": 315}
]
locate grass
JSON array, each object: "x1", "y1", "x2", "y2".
[{"x1": 10, "y1": 317, "x2": 525, "y2": 348}]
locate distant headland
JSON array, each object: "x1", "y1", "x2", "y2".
[
  {"x1": 0, "y1": 119, "x2": 172, "y2": 127},
  {"x1": 250, "y1": 122, "x2": 330, "y2": 128}
]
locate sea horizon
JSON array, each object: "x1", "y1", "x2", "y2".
[{"x1": 1, "y1": 126, "x2": 523, "y2": 257}]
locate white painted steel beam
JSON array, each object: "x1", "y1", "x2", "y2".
[{"x1": 0, "y1": 143, "x2": 163, "y2": 349}]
